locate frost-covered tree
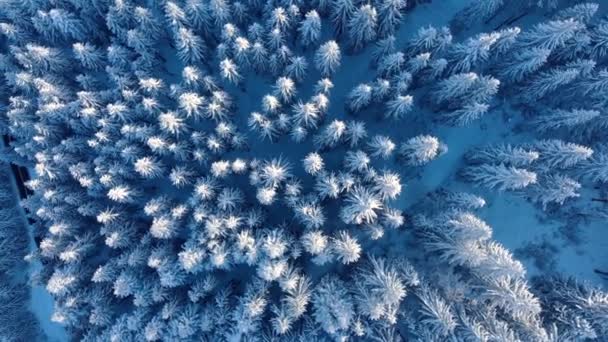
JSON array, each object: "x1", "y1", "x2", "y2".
[
  {"x1": 332, "y1": 231, "x2": 361, "y2": 264},
  {"x1": 432, "y1": 72, "x2": 479, "y2": 107},
  {"x1": 285, "y1": 56, "x2": 308, "y2": 82},
  {"x1": 467, "y1": 144, "x2": 539, "y2": 166},
  {"x1": 378, "y1": 52, "x2": 405, "y2": 77},
  {"x1": 340, "y1": 186, "x2": 383, "y2": 225},
  {"x1": 462, "y1": 164, "x2": 537, "y2": 191},
  {"x1": 399, "y1": 135, "x2": 445, "y2": 166},
  {"x1": 531, "y1": 109, "x2": 599, "y2": 133},
  {"x1": 314, "y1": 120, "x2": 346, "y2": 149},
  {"x1": 372, "y1": 171, "x2": 402, "y2": 200},
  {"x1": 311, "y1": 276, "x2": 354, "y2": 336},
  {"x1": 406, "y1": 25, "x2": 453, "y2": 56},
  {"x1": 368, "y1": 135, "x2": 396, "y2": 160},
  {"x1": 528, "y1": 142, "x2": 590, "y2": 175},
  {"x1": 523, "y1": 67, "x2": 581, "y2": 101},
  {"x1": 447, "y1": 32, "x2": 500, "y2": 74},
  {"x1": 528, "y1": 175, "x2": 581, "y2": 209},
  {"x1": 347, "y1": 83, "x2": 373, "y2": 113},
  {"x1": 442, "y1": 102, "x2": 489, "y2": 126},
  {"x1": 219, "y1": 58, "x2": 242, "y2": 85},
  {"x1": 498, "y1": 47, "x2": 551, "y2": 83},
  {"x1": 175, "y1": 28, "x2": 206, "y2": 65},
  {"x1": 331, "y1": 0, "x2": 355, "y2": 37},
  {"x1": 299, "y1": 10, "x2": 321, "y2": 47},
  {"x1": 315, "y1": 41, "x2": 341, "y2": 76},
  {"x1": 377, "y1": 0, "x2": 406, "y2": 38},
  {"x1": 518, "y1": 19, "x2": 584, "y2": 50},
  {"x1": 72, "y1": 43, "x2": 105, "y2": 71},
  {"x1": 453, "y1": 0, "x2": 505, "y2": 30},
  {"x1": 385, "y1": 95, "x2": 414, "y2": 120},
  {"x1": 347, "y1": 5, "x2": 378, "y2": 51},
  {"x1": 352, "y1": 256, "x2": 406, "y2": 324},
  {"x1": 416, "y1": 284, "x2": 457, "y2": 338},
  {"x1": 344, "y1": 150, "x2": 370, "y2": 173},
  {"x1": 303, "y1": 153, "x2": 325, "y2": 176}
]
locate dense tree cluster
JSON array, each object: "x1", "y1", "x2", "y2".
[{"x1": 0, "y1": 0, "x2": 607, "y2": 341}]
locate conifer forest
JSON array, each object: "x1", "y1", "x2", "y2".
[{"x1": 0, "y1": 0, "x2": 608, "y2": 341}]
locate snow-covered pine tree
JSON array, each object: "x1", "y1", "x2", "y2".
[
  {"x1": 462, "y1": 164, "x2": 537, "y2": 191},
  {"x1": 314, "y1": 41, "x2": 341, "y2": 76},
  {"x1": 340, "y1": 186, "x2": 383, "y2": 225},
  {"x1": 518, "y1": 18, "x2": 584, "y2": 51},
  {"x1": 352, "y1": 256, "x2": 406, "y2": 324},
  {"x1": 533, "y1": 139, "x2": 593, "y2": 169},
  {"x1": 466, "y1": 144, "x2": 539, "y2": 166},
  {"x1": 299, "y1": 10, "x2": 321, "y2": 47},
  {"x1": 452, "y1": 0, "x2": 505, "y2": 31},
  {"x1": 530, "y1": 108, "x2": 599, "y2": 133},
  {"x1": 377, "y1": 0, "x2": 406, "y2": 38},
  {"x1": 311, "y1": 275, "x2": 355, "y2": 337},
  {"x1": 331, "y1": 0, "x2": 355, "y2": 37},
  {"x1": 447, "y1": 32, "x2": 500, "y2": 74},
  {"x1": 432, "y1": 72, "x2": 479, "y2": 108},
  {"x1": 498, "y1": 47, "x2": 551, "y2": 83},
  {"x1": 406, "y1": 25, "x2": 453, "y2": 56},
  {"x1": 385, "y1": 95, "x2": 414, "y2": 120},
  {"x1": 523, "y1": 67, "x2": 581, "y2": 102},
  {"x1": 442, "y1": 102, "x2": 489, "y2": 126},
  {"x1": 527, "y1": 174, "x2": 581, "y2": 209},
  {"x1": 347, "y1": 4, "x2": 378, "y2": 51},
  {"x1": 399, "y1": 135, "x2": 445, "y2": 166}
]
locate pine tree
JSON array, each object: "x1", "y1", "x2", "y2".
[
  {"x1": 331, "y1": 0, "x2": 355, "y2": 37},
  {"x1": 314, "y1": 40, "x2": 341, "y2": 76},
  {"x1": 498, "y1": 47, "x2": 551, "y2": 83},
  {"x1": 442, "y1": 102, "x2": 489, "y2": 126},
  {"x1": 352, "y1": 256, "x2": 406, "y2": 324},
  {"x1": 175, "y1": 28, "x2": 207, "y2": 65},
  {"x1": 372, "y1": 170, "x2": 402, "y2": 200},
  {"x1": 590, "y1": 21, "x2": 608, "y2": 59},
  {"x1": 528, "y1": 174, "x2": 581, "y2": 209},
  {"x1": 399, "y1": 135, "x2": 444, "y2": 166},
  {"x1": 466, "y1": 144, "x2": 539, "y2": 166},
  {"x1": 518, "y1": 18, "x2": 584, "y2": 50},
  {"x1": 432, "y1": 72, "x2": 479, "y2": 107},
  {"x1": 371, "y1": 35, "x2": 396, "y2": 66},
  {"x1": 453, "y1": 0, "x2": 505, "y2": 30},
  {"x1": 313, "y1": 120, "x2": 346, "y2": 149},
  {"x1": 311, "y1": 276, "x2": 355, "y2": 336},
  {"x1": 332, "y1": 231, "x2": 361, "y2": 264},
  {"x1": 348, "y1": 4, "x2": 378, "y2": 51},
  {"x1": 385, "y1": 95, "x2": 414, "y2": 120},
  {"x1": 406, "y1": 25, "x2": 453, "y2": 56},
  {"x1": 531, "y1": 109, "x2": 599, "y2": 133},
  {"x1": 447, "y1": 32, "x2": 500, "y2": 74},
  {"x1": 377, "y1": 0, "x2": 406, "y2": 38},
  {"x1": 340, "y1": 186, "x2": 383, "y2": 225},
  {"x1": 377, "y1": 52, "x2": 405, "y2": 77},
  {"x1": 554, "y1": 3, "x2": 598, "y2": 23},
  {"x1": 524, "y1": 68, "x2": 581, "y2": 102},
  {"x1": 293, "y1": 101, "x2": 320, "y2": 129},
  {"x1": 299, "y1": 10, "x2": 321, "y2": 47},
  {"x1": 285, "y1": 56, "x2": 308, "y2": 82},
  {"x1": 72, "y1": 43, "x2": 106, "y2": 71},
  {"x1": 367, "y1": 135, "x2": 396, "y2": 160},
  {"x1": 347, "y1": 83, "x2": 373, "y2": 113},
  {"x1": 462, "y1": 164, "x2": 537, "y2": 191},
  {"x1": 416, "y1": 284, "x2": 457, "y2": 338},
  {"x1": 534, "y1": 139, "x2": 593, "y2": 169}
]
